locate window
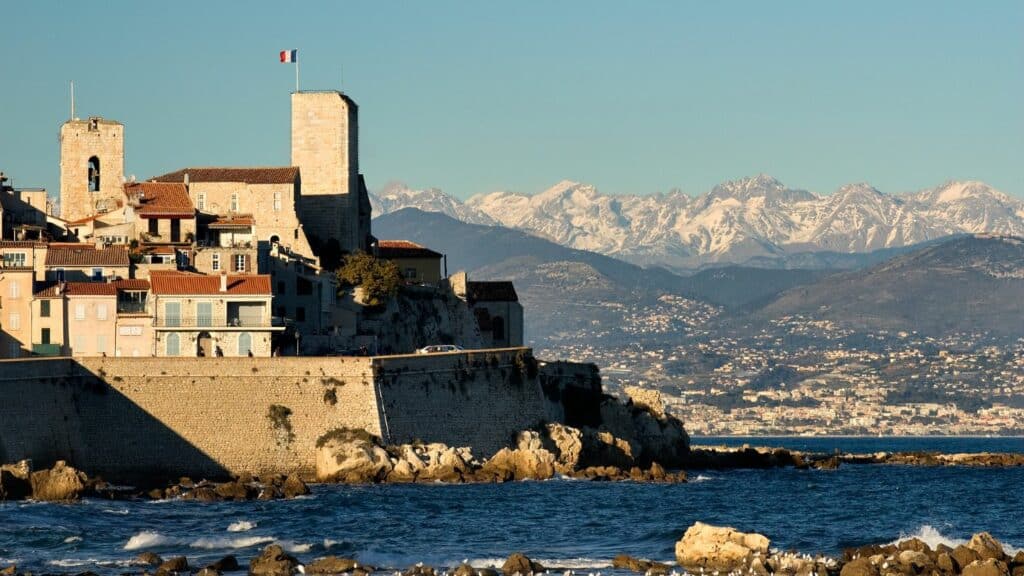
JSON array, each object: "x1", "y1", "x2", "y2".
[
  {"x1": 273, "y1": 192, "x2": 282, "y2": 211},
  {"x1": 164, "y1": 302, "x2": 181, "y2": 327},
  {"x1": 2, "y1": 252, "x2": 26, "y2": 267},
  {"x1": 276, "y1": 306, "x2": 286, "y2": 318},
  {"x1": 92, "y1": 268, "x2": 103, "y2": 281},
  {"x1": 40, "y1": 300, "x2": 51, "y2": 317},
  {"x1": 41, "y1": 328, "x2": 51, "y2": 345},
  {"x1": 88, "y1": 156, "x2": 100, "y2": 192},
  {"x1": 9, "y1": 280, "x2": 19, "y2": 299},
  {"x1": 295, "y1": 307, "x2": 305, "y2": 322},
  {"x1": 75, "y1": 304, "x2": 86, "y2": 320},
  {"x1": 492, "y1": 316, "x2": 505, "y2": 341},
  {"x1": 296, "y1": 276, "x2": 313, "y2": 295},
  {"x1": 238, "y1": 332, "x2": 252, "y2": 356},
  {"x1": 148, "y1": 218, "x2": 159, "y2": 236},
  {"x1": 97, "y1": 335, "x2": 107, "y2": 354},
  {"x1": 404, "y1": 267, "x2": 418, "y2": 280},
  {"x1": 211, "y1": 253, "x2": 220, "y2": 271},
  {"x1": 74, "y1": 335, "x2": 85, "y2": 352},
  {"x1": 97, "y1": 304, "x2": 108, "y2": 321},
  {"x1": 197, "y1": 302, "x2": 212, "y2": 327},
  {"x1": 234, "y1": 254, "x2": 247, "y2": 272},
  {"x1": 277, "y1": 281, "x2": 286, "y2": 295},
  {"x1": 166, "y1": 333, "x2": 180, "y2": 356},
  {"x1": 230, "y1": 193, "x2": 239, "y2": 212},
  {"x1": 9, "y1": 312, "x2": 20, "y2": 331},
  {"x1": 197, "y1": 193, "x2": 206, "y2": 212}
]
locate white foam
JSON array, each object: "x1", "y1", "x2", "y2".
[
  {"x1": 124, "y1": 531, "x2": 177, "y2": 551},
  {"x1": 228, "y1": 521, "x2": 257, "y2": 532},
  {"x1": 323, "y1": 538, "x2": 342, "y2": 549},
  {"x1": 891, "y1": 525, "x2": 1023, "y2": 555},
  {"x1": 190, "y1": 536, "x2": 275, "y2": 550},
  {"x1": 102, "y1": 508, "x2": 130, "y2": 515},
  {"x1": 278, "y1": 540, "x2": 313, "y2": 553},
  {"x1": 64, "y1": 536, "x2": 83, "y2": 544},
  {"x1": 692, "y1": 474, "x2": 714, "y2": 483}
]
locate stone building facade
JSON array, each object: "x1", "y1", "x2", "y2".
[{"x1": 59, "y1": 117, "x2": 125, "y2": 223}]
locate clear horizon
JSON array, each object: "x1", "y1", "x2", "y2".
[{"x1": 2, "y1": 1, "x2": 1021, "y2": 201}]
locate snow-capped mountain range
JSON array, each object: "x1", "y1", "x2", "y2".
[{"x1": 370, "y1": 176, "x2": 1024, "y2": 270}]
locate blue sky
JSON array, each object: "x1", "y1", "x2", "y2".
[{"x1": 2, "y1": 1, "x2": 1021, "y2": 200}]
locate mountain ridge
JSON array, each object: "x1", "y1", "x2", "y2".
[{"x1": 370, "y1": 176, "x2": 1024, "y2": 271}]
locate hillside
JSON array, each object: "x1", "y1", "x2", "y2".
[
  {"x1": 372, "y1": 208, "x2": 713, "y2": 345},
  {"x1": 756, "y1": 235, "x2": 1024, "y2": 339}
]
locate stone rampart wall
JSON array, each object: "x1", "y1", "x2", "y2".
[{"x1": 0, "y1": 348, "x2": 590, "y2": 480}]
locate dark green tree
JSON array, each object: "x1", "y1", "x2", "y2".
[{"x1": 336, "y1": 251, "x2": 403, "y2": 306}]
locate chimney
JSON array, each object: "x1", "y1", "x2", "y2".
[
  {"x1": 220, "y1": 271, "x2": 228, "y2": 293},
  {"x1": 184, "y1": 172, "x2": 190, "y2": 187}
]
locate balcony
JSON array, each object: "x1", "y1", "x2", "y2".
[
  {"x1": 31, "y1": 343, "x2": 63, "y2": 357},
  {"x1": 154, "y1": 315, "x2": 285, "y2": 330},
  {"x1": 117, "y1": 301, "x2": 149, "y2": 315}
]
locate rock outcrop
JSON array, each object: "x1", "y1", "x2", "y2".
[
  {"x1": 29, "y1": 460, "x2": 87, "y2": 501},
  {"x1": 250, "y1": 545, "x2": 300, "y2": 576},
  {"x1": 675, "y1": 522, "x2": 771, "y2": 571},
  {"x1": 316, "y1": 428, "x2": 394, "y2": 483}
]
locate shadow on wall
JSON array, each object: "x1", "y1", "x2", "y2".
[{"x1": 0, "y1": 359, "x2": 229, "y2": 483}]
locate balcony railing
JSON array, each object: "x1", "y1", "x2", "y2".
[
  {"x1": 154, "y1": 315, "x2": 281, "y2": 328},
  {"x1": 117, "y1": 301, "x2": 148, "y2": 314},
  {"x1": 32, "y1": 343, "x2": 63, "y2": 357}
]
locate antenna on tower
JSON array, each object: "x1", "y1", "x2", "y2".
[{"x1": 70, "y1": 80, "x2": 76, "y2": 120}]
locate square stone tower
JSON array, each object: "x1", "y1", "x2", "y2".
[
  {"x1": 291, "y1": 91, "x2": 369, "y2": 260},
  {"x1": 59, "y1": 116, "x2": 125, "y2": 222}
]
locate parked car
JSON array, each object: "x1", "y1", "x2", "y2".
[{"x1": 415, "y1": 344, "x2": 465, "y2": 354}]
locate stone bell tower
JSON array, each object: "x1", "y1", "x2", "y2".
[{"x1": 59, "y1": 116, "x2": 125, "y2": 222}]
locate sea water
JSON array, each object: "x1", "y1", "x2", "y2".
[{"x1": 1, "y1": 438, "x2": 1022, "y2": 574}]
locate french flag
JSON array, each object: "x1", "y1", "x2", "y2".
[{"x1": 280, "y1": 49, "x2": 297, "y2": 63}]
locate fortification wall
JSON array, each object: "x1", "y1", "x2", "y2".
[
  {"x1": 0, "y1": 356, "x2": 379, "y2": 480},
  {"x1": 373, "y1": 349, "x2": 548, "y2": 456},
  {"x1": 0, "y1": 348, "x2": 588, "y2": 480}
]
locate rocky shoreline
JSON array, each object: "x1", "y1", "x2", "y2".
[{"x1": 2, "y1": 521, "x2": 1021, "y2": 576}]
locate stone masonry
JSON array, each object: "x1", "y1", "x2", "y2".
[
  {"x1": 0, "y1": 349, "x2": 594, "y2": 480},
  {"x1": 60, "y1": 117, "x2": 125, "y2": 222}
]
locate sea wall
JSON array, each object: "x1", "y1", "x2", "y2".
[{"x1": 0, "y1": 348, "x2": 592, "y2": 480}]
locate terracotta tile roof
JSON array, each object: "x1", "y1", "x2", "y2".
[
  {"x1": 377, "y1": 240, "x2": 442, "y2": 259},
  {"x1": 34, "y1": 279, "x2": 150, "y2": 298},
  {"x1": 115, "y1": 279, "x2": 151, "y2": 291},
  {"x1": 141, "y1": 245, "x2": 178, "y2": 255},
  {"x1": 150, "y1": 167, "x2": 298, "y2": 185},
  {"x1": 126, "y1": 182, "x2": 195, "y2": 218},
  {"x1": 209, "y1": 215, "x2": 255, "y2": 229},
  {"x1": 0, "y1": 241, "x2": 43, "y2": 249},
  {"x1": 150, "y1": 273, "x2": 272, "y2": 296},
  {"x1": 45, "y1": 244, "x2": 130, "y2": 268},
  {"x1": 467, "y1": 281, "x2": 518, "y2": 303}
]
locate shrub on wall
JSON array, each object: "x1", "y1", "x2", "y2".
[{"x1": 267, "y1": 404, "x2": 295, "y2": 445}]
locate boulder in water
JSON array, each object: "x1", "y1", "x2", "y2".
[
  {"x1": 282, "y1": 474, "x2": 309, "y2": 498},
  {"x1": 675, "y1": 521, "x2": 770, "y2": 571},
  {"x1": 250, "y1": 545, "x2": 300, "y2": 576},
  {"x1": 156, "y1": 556, "x2": 190, "y2": 575},
  {"x1": 315, "y1": 428, "x2": 393, "y2": 483},
  {"x1": 29, "y1": 461, "x2": 87, "y2": 501},
  {"x1": 501, "y1": 554, "x2": 544, "y2": 576},
  {"x1": 969, "y1": 533, "x2": 1007, "y2": 562},
  {"x1": 306, "y1": 556, "x2": 359, "y2": 574}
]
